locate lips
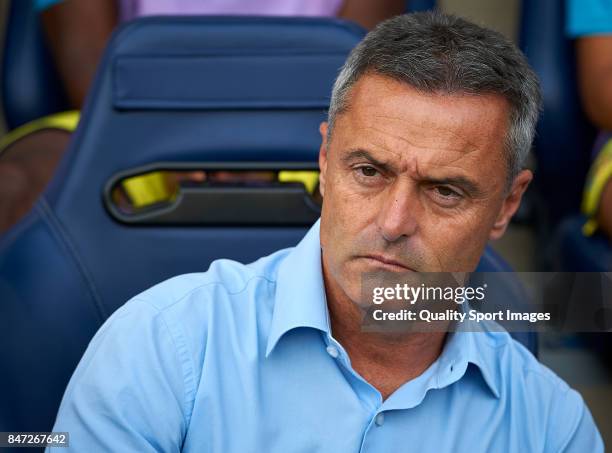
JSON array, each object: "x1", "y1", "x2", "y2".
[{"x1": 360, "y1": 254, "x2": 414, "y2": 271}]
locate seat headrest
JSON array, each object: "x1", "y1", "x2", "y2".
[{"x1": 47, "y1": 16, "x2": 365, "y2": 210}]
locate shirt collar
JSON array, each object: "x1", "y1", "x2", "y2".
[
  {"x1": 438, "y1": 316, "x2": 501, "y2": 399},
  {"x1": 266, "y1": 219, "x2": 329, "y2": 357},
  {"x1": 265, "y1": 220, "x2": 501, "y2": 399},
  {"x1": 437, "y1": 298, "x2": 503, "y2": 399},
  {"x1": 382, "y1": 320, "x2": 501, "y2": 411}
]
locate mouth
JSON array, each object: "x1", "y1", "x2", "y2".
[{"x1": 359, "y1": 254, "x2": 415, "y2": 272}]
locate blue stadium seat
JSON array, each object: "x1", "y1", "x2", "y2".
[
  {"x1": 519, "y1": 0, "x2": 596, "y2": 224},
  {"x1": 0, "y1": 14, "x2": 364, "y2": 436},
  {"x1": 556, "y1": 216, "x2": 611, "y2": 272},
  {"x1": 553, "y1": 217, "x2": 611, "y2": 362},
  {"x1": 520, "y1": 0, "x2": 611, "y2": 272},
  {"x1": 0, "y1": 0, "x2": 435, "y2": 131},
  {"x1": 521, "y1": 0, "x2": 610, "y2": 366},
  {"x1": 0, "y1": 16, "x2": 535, "y2": 435},
  {"x1": 406, "y1": 0, "x2": 437, "y2": 13}
]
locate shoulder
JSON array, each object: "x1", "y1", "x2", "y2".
[
  {"x1": 482, "y1": 330, "x2": 603, "y2": 451},
  {"x1": 105, "y1": 245, "x2": 293, "y2": 362},
  {"x1": 482, "y1": 329, "x2": 576, "y2": 401},
  {"x1": 124, "y1": 252, "x2": 284, "y2": 347},
  {"x1": 133, "y1": 246, "x2": 292, "y2": 313},
  {"x1": 86, "y1": 246, "x2": 293, "y2": 399},
  {"x1": 96, "y1": 245, "x2": 293, "y2": 351}
]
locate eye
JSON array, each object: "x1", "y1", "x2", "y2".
[
  {"x1": 429, "y1": 185, "x2": 464, "y2": 208},
  {"x1": 352, "y1": 165, "x2": 385, "y2": 187},
  {"x1": 435, "y1": 186, "x2": 460, "y2": 198},
  {"x1": 360, "y1": 166, "x2": 378, "y2": 177}
]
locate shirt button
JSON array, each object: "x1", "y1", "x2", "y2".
[
  {"x1": 375, "y1": 412, "x2": 385, "y2": 427},
  {"x1": 326, "y1": 345, "x2": 339, "y2": 358}
]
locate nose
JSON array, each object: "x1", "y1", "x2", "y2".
[{"x1": 376, "y1": 178, "x2": 419, "y2": 243}]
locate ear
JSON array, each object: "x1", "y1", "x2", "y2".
[
  {"x1": 318, "y1": 122, "x2": 329, "y2": 198},
  {"x1": 489, "y1": 169, "x2": 532, "y2": 240}
]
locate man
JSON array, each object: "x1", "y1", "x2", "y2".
[{"x1": 48, "y1": 12, "x2": 603, "y2": 452}]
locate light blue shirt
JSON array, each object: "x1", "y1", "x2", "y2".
[
  {"x1": 49, "y1": 220, "x2": 603, "y2": 452},
  {"x1": 567, "y1": 0, "x2": 612, "y2": 37}
]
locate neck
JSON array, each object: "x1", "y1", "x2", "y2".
[{"x1": 323, "y1": 265, "x2": 447, "y2": 400}]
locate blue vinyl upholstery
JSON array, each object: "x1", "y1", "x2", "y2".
[
  {"x1": 406, "y1": 0, "x2": 437, "y2": 12},
  {"x1": 556, "y1": 216, "x2": 611, "y2": 272},
  {"x1": 0, "y1": 16, "x2": 535, "y2": 435},
  {"x1": 2, "y1": 0, "x2": 68, "y2": 129},
  {"x1": 0, "y1": 0, "x2": 438, "y2": 131}
]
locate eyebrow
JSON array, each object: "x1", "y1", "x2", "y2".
[
  {"x1": 341, "y1": 149, "x2": 395, "y2": 174},
  {"x1": 421, "y1": 176, "x2": 484, "y2": 197},
  {"x1": 341, "y1": 148, "x2": 485, "y2": 197}
]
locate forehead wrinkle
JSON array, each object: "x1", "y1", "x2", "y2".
[
  {"x1": 359, "y1": 123, "x2": 483, "y2": 176},
  {"x1": 361, "y1": 111, "x2": 486, "y2": 159},
  {"x1": 341, "y1": 92, "x2": 485, "y2": 154},
  {"x1": 425, "y1": 145, "x2": 482, "y2": 170}
]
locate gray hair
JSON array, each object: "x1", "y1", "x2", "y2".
[{"x1": 328, "y1": 11, "x2": 542, "y2": 186}]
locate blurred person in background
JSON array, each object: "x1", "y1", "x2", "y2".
[
  {"x1": 0, "y1": 0, "x2": 405, "y2": 234},
  {"x1": 567, "y1": 0, "x2": 612, "y2": 241}
]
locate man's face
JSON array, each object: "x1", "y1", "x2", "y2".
[{"x1": 318, "y1": 74, "x2": 531, "y2": 303}]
